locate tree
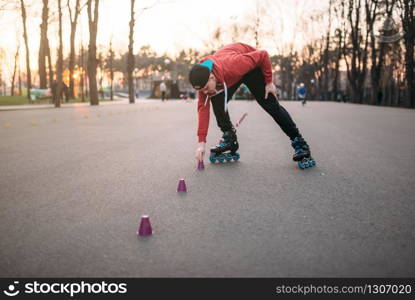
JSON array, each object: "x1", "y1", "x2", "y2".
[
  {"x1": 332, "y1": 0, "x2": 347, "y2": 101},
  {"x1": 108, "y1": 39, "x2": 114, "y2": 101},
  {"x1": 97, "y1": 50, "x2": 104, "y2": 98},
  {"x1": 87, "y1": 0, "x2": 99, "y2": 105},
  {"x1": 127, "y1": 0, "x2": 135, "y2": 104},
  {"x1": 79, "y1": 43, "x2": 86, "y2": 101},
  {"x1": 398, "y1": 0, "x2": 415, "y2": 107},
  {"x1": 18, "y1": 67, "x2": 22, "y2": 96},
  {"x1": 38, "y1": 0, "x2": 49, "y2": 89},
  {"x1": 11, "y1": 45, "x2": 19, "y2": 96},
  {"x1": 342, "y1": 0, "x2": 378, "y2": 103},
  {"x1": 0, "y1": 48, "x2": 4, "y2": 96},
  {"x1": 55, "y1": 0, "x2": 64, "y2": 108},
  {"x1": 369, "y1": 0, "x2": 394, "y2": 105},
  {"x1": 322, "y1": 0, "x2": 333, "y2": 100},
  {"x1": 46, "y1": 38, "x2": 54, "y2": 92},
  {"x1": 20, "y1": 0, "x2": 31, "y2": 101},
  {"x1": 67, "y1": 0, "x2": 81, "y2": 99}
]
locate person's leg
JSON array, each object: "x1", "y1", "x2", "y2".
[
  {"x1": 210, "y1": 81, "x2": 242, "y2": 133},
  {"x1": 242, "y1": 68, "x2": 300, "y2": 140},
  {"x1": 242, "y1": 68, "x2": 314, "y2": 164},
  {"x1": 209, "y1": 83, "x2": 242, "y2": 161}
]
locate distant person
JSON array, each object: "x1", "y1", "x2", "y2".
[
  {"x1": 51, "y1": 80, "x2": 57, "y2": 104},
  {"x1": 189, "y1": 90, "x2": 195, "y2": 99},
  {"x1": 160, "y1": 81, "x2": 167, "y2": 101},
  {"x1": 377, "y1": 90, "x2": 383, "y2": 105},
  {"x1": 297, "y1": 83, "x2": 307, "y2": 106},
  {"x1": 189, "y1": 42, "x2": 315, "y2": 169},
  {"x1": 61, "y1": 82, "x2": 69, "y2": 103},
  {"x1": 337, "y1": 92, "x2": 342, "y2": 102},
  {"x1": 51, "y1": 81, "x2": 69, "y2": 103}
]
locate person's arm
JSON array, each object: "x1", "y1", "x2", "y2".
[
  {"x1": 197, "y1": 91, "x2": 209, "y2": 143},
  {"x1": 195, "y1": 92, "x2": 209, "y2": 162}
]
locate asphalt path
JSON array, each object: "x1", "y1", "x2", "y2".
[{"x1": 0, "y1": 100, "x2": 414, "y2": 277}]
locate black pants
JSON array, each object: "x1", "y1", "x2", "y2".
[{"x1": 210, "y1": 68, "x2": 301, "y2": 140}]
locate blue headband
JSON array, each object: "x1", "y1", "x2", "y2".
[{"x1": 200, "y1": 59, "x2": 213, "y2": 72}]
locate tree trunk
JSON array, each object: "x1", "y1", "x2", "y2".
[
  {"x1": 38, "y1": 0, "x2": 48, "y2": 89},
  {"x1": 332, "y1": 29, "x2": 342, "y2": 101},
  {"x1": 11, "y1": 46, "x2": 19, "y2": 96},
  {"x1": 400, "y1": 0, "x2": 414, "y2": 107},
  {"x1": 80, "y1": 44, "x2": 85, "y2": 102},
  {"x1": 68, "y1": 0, "x2": 81, "y2": 99},
  {"x1": 404, "y1": 38, "x2": 414, "y2": 108},
  {"x1": 87, "y1": 0, "x2": 99, "y2": 105},
  {"x1": 109, "y1": 40, "x2": 114, "y2": 101},
  {"x1": 56, "y1": 0, "x2": 64, "y2": 108},
  {"x1": 128, "y1": 0, "x2": 135, "y2": 104},
  {"x1": 20, "y1": 0, "x2": 31, "y2": 101},
  {"x1": 0, "y1": 63, "x2": 3, "y2": 96},
  {"x1": 98, "y1": 52, "x2": 104, "y2": 99},
  {"x1": 322, "y1": 0, "x2": 332, "y2": 100},
  {"x1": 18, "y1": 68, "x2": 22, "y2": 96},
  {"x1": 45, "y1": 41, "x2": 55, "y2": 104}
]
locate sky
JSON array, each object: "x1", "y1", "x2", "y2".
[{"x1": 0, "y1": 0, "x2": 329, "y2": 77}]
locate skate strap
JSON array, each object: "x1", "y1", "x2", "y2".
[{"x1": 224, "y1": 82, "x2": 228, "y2": 112}]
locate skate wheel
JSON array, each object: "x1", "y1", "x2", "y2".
[
  {"x1": 225, "y1": 153, "x2": 233, "y2": 162},
  {"x1": 232, "y1": 153, "x2": 240, "y2": 161},
  {"x1": 217, "y1": 154, "x2": 225, "y2": 163},
  {"x1": 209, "y1": 154, "x2": 217, "y2": 163},
  {"x1": 298, "y1": 161, "x2": 305, "y2": 169}
]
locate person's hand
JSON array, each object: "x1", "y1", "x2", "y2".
[
  {"x1": 265, "y1": 82, "x2": 278, "y2": 100},
  {"x1": 195, "y1": 142, "x2": 206, "y2": 163}
]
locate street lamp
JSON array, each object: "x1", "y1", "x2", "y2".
[
  {"x1": 310, "y1": 79, "x2": 315, "y2": 99},
  {"x1": 164, "y1": 59, "x2": 171, "y2": 80}
]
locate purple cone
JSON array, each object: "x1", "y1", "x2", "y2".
[
  {"x1": 197, "y1": 160, "x2": 204, "y2": 170},
  {"x1": 137, "y1": 215, "x2": 152, "y2": 236},
  {"x1": 177, "y1": 179, "x2": 187, "y2": 192}
]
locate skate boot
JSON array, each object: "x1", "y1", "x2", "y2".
[
  {"x1": 291, "y1": 136, "x2": 316, "y2": 169},
  {"x1": 209, "y1": 129, "x2": 240, "y2": 163}
]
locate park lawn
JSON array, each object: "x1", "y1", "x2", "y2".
[
  {"x1": 0, "y1": 96, "x2": 115, "y2": 106},
  {"x1": 0, "y1": 96, "x2": 50, "y2": 106}
]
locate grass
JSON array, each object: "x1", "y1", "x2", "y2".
[
  {"x1": 0, "y1": 96, "x2": 49, "y2": 106},
  {"x1": 0, "y1": 96, "x2": 117, "y2": 106}
]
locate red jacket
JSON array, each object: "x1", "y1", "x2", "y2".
[{"x1": 197, "y1": 43, "x2": 273, "y2": 142}]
